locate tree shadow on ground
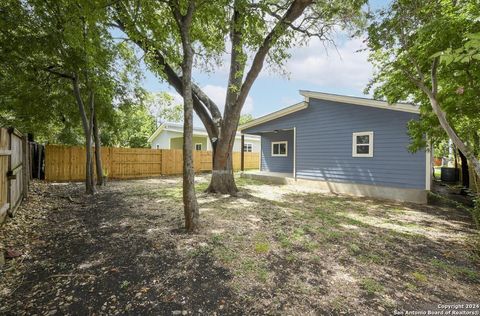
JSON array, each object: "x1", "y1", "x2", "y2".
[
  {"x1": 198, "y1": 186, "x2": 479, "y2": 314},
  {"x1": 2, "y1": 179, "x2": 479, "y2": 315},
  {"x1": 2, "y1": 183, "x2": 243, "y2": 315}
]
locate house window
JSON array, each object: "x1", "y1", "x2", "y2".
[
  {"x1": 195, "y1": 143, "x2": 202, "y2": 151},
  {"x1": 352, "y1": 131, "x2": 373, "y2": 157},
  {"x1": 243, "y1": 143, "x2": 253, "y2": 152},
  {"x1": 271, "y1": 141, "x2": 288, "y2": 157}
]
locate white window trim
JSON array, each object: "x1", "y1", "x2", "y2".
[
  {"x1": 352, "y1": 131, "x2": 374, "y2": 158},
  {"x1": 195, "y1": 143, "x2": 202, "y2": 151},
  {"x1": 243, "y1": 143, "x2": 253, "y2": 152},
  {"x1": 271, "y1": 141, "x2": 288, "y2": 157}
]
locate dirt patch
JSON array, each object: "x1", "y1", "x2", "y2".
[{"x1": 1, "y1": 176, "x2": 479, "y2": 315}]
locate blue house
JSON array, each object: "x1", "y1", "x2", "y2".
[{"x1": 240, "y1": 91, "x2": 431, "y2": 203}]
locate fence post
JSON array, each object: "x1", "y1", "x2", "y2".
[
  {"x1": 68, "y1": 146, "x2": 72, "y2": 181},
  {"x1": 109, "y1": 147, "x2": 113, "y2": 179},
  {"x1": 241, "y1": 134, "x2": 245, "y2": 172},
  {"x1": 160, "y1": 149, "x2": 165, "y2": 175},
  {"x1": 160, "y1": 149, "x2": 163, "y2": 176},
  {"x1": 22, "y1": 136, "x2": 29, "y2": 200},
  {"x1": 6, "y1": 128, "x2": 12, "y2": 215}
]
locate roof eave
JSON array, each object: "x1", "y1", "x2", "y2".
[
  {"x1": 239, "y1": 101, "x2": 308, "y2": 131},
  {"x1": 299, "y1": 90, "x2": 420, "y2": 114},
  {"x1": 147, "y1": 123, "x2": 166, "y2": 143}
]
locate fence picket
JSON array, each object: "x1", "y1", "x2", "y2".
[{"x1": 45, "y1": 145, "x2": 259, "y2": 181}]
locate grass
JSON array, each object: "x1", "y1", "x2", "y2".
[
  {"x1": 358, "y1": 253, "x2": 385, "y2": 264},
  {"x1": 430, "y1": 258, "x2": 479, "y2": 281},
  {"x1": 360, "y1": 278, "x2": 384, "y2": 295},
  {"x1": 276, "y1": 231, "x2": 293, "y2": 249},
  {"x1": 254, "y1": 242, "x2": 270, "y2": 254},
  {"x1": 348, "y1": 243, "x2": 361, "y2": 255},
  {"x1": 120, "y1": 280, "x2": 131, "y2": 289},
  {"x1": 92, "y1": 175, "x2": 479, "y2": 313},
  {"x1": 214, "y1": 247, "x2": 237, "y2": 263},
  {"x1": 411, "y1": 271, "x2": 428, "y2": 283}
]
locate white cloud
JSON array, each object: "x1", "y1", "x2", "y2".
[
  {"x1": 202, "y1": 84, "x2": 254, "y2": 114},
  {"x1": 284, "y1": 37, "x2": 373, "y2": 93}
]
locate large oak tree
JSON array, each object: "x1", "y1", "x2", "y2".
[{"x1": 114, "y1": 0, "x2": 366, "y2": 195}]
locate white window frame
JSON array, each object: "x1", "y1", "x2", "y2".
[
  {"x1": 271, "y1": 141, "x2": 288, "y2": 157},
  {"x1": 352, "y1": 131, "x2": 374, "y2": 157},
  {"x1": 195, "y1": 143, "x2": 202, "y2": 151},
  {"x1": 243, "y1": 143, "x2": 253, "y2": 153}
]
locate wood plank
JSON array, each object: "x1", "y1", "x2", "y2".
[
  {"x1": 44, "y1": 145, "x2": 259, "y2": 181},
  {"x1": 0, "y1": 203, "x2": 9, "y2": 225},
  {"x1": 7, "y1": 127, "x2": 23, "y2": 138}
]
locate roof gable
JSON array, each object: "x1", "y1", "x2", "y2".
[
  {"x1": 300, "y1": 90, "x2": 419, "y2": 114},
  {"x1": 239, "y1": 101, "x2": 308, "y2": 131},
  {"x1": 239, "y1": 90, "x2": 419, "y2": 132}
]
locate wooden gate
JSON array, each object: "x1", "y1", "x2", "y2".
[{"x1": 0, "y1": 127, "x2": 29, "y2": 225}]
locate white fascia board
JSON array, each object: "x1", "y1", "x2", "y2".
[
  {"x1": 163, "y1": 125, "x2": 259, "y2": 140},
  {"x1": 299, "y1": 90, "x2": 420, "y2": 114},
  {"x1": 238, "y1": 101, "x2": 308, "y2": 131},
  {"x1": 235, "y1": 134, "x2": 260, "y2": 140}
]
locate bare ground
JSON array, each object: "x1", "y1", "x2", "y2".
[{"x1": 0, "y1": 176, "x2": 479, "y2": 315}]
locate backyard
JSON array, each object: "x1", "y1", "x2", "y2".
[{"x1": 1, "y1": 175, "x2": 479, "y2": 315}]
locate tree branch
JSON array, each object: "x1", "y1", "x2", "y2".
[
  {"x1": 224, "y1": 0, "x2": 247, "y2": 120},
  {"x1": 113, "y1": 14, "x2": 220, "y2": 136},
  {"x1": 235, "y1": 0, "x2": 313, "y2": 114},
  {"x1": 431, "y1": 56, "x2": 439, "y2": 96},
  {"x1": 43, "y1": 66, "x2": 75, "y2": 80}
]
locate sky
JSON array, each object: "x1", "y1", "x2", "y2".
[{"x1": 138, "y1": 0, "x2": 390, "y2": 123}]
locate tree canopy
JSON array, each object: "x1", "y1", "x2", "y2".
[
  {"x1": 114, "y1": 0, "x2": 367, "y2": 196},
  {"x1": 366, "y1": 0, "x2": 480, "y2": 176}
]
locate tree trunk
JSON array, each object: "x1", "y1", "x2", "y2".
[
  {"x1": 93, "y1": 110, "x2": 104, "y2": 186},
  {"x1": 458, "y1": 149, "x2": 469, "y2": 189},
  {"x1": 72, "y1": 77, "x2": 96, "y2": 195},
  {"x1": 87, "y1": 90, "x2": 96, "y2": 191},
  {"x1": 176, "y1": 5, "x2": 199, "y2": 232},
  {"x1": 206, "y1": 135, "x2": 238, "y2": 194},
  {"x1": 426, "y1": 94, "x2": 480, "y2": 179},
  {"x1": 114, "y1": 0, "x2": 312, "y2": 197}
]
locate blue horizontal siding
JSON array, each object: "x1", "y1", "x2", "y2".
[
  {"x1": 260, "y1": 130, "x2": 294, "y2": 173},
  {"x1": 244, "y1": 98, "x2": 425, "y2": 189}
]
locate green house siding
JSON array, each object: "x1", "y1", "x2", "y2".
[{"x1": 170, "y1": 136, "x2": 208, "y2": 151}]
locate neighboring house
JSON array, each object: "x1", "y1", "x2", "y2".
[
  {"x1": 148, "y1": 122, "x2": 260, "y2": 153},
  {"x1": 240, "y1": 90, "x2": 431, "y2": 203}
]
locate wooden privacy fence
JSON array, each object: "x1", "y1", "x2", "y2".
[
  {"x1": 45, "y1": 145, "x2": 259, "y2": 182},
  {"x1": 0, "y1": 128, "x2": 30, "y2": 225}
]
